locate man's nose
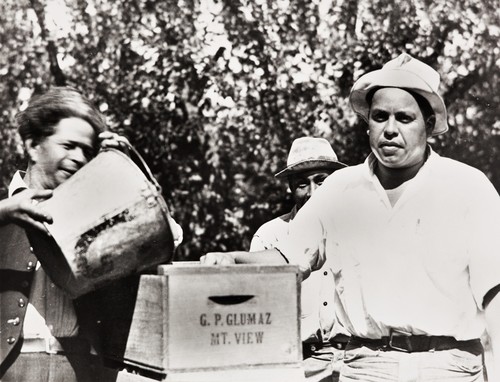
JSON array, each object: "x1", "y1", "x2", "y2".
[
  {"x1": 307, "y1": 182, "x2": 319, "y2": 197},
  {"x1": 383, "y1": 117, "x2": 398, "y2": 138}
]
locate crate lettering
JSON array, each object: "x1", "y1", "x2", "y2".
[
  {"x1": 199, "y1": 312, "x2": 273, "y2": 327},
  {"x1": 234, "y1": 331, "x2": 265, "y2": 345},
  {"x1": 214, "y1": 313, "x2": 222, "y2": 326},
  {"x1": 210, "y1": 332, "x2": 229, "y2": 345},
  {"x1": 206, "y1": 313, "x2": 271, "y2": 346},
  {"x1": 200, "y1": 314, "x2": 209, "y2": 326},
  {"x1": 226, "y1": 312, "x2": 272, "y2": 326}
]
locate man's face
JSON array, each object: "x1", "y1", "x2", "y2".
[
  {"x1": 289, "y1": 169, "x2": 332, "y2": 210},
  {"x1": 31, "y1": 117, "x2": 96, "y2": 189},
  {"x1": 368, "y1": 88, "x2": 429, "y2": 170}
]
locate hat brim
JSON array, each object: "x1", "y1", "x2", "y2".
[
  {"x1": 275, "y1": 160, "x2": 347, "y2": 178},
  {"x1": 349, "y1": 68, "x2": 448, "y2": 136}
]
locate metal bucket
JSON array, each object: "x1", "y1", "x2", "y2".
[{"x1": 28, "y1": 147, "x2": 175, "y2": 298}]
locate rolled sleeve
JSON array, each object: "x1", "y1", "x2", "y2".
[{"x1": 275, "y1": 194, "x2": 327, "y2": 280}]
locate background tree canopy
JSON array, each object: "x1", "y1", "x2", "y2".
[{"x1": 0, "y1": 0, "x2": 499, "y2": 261}]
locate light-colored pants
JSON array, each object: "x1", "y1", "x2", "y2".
[
  {"x1": 304, "y1": 344, "x2": 345, "y2": 382},
  {"x1": 339, "y1": 344, "x2": 484, "y2": 382}
]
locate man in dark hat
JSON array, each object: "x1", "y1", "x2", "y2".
[
  {"x1": 250, "y1": 136, "x2": 348, "y2": 382},
  {"x1": 202, "y1": 54, "x2": 500, "y2": 381}
]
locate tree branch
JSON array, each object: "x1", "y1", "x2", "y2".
[{"x1": 29, "y1": 0, "x2": 66, "y2": 86}]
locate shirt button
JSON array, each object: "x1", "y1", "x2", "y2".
[
  {"x1": 29, "y1": 247, "x2": 34, "y2": 253},
  {"x1": 323, "y1": 301, "x2": 328, "y2": 306},
  {"x1": 18, "y1": 298, "x2": 26, "y2": 308},
  {"x1": 7, "y1": 337, "x2": 16, "y2": 345},
  {"x1": 323, "y1": 271, "x2": 328, "y2": 276},
  {"x1": 26, "y1": 261, "x2": 35, "y2": 271},
  {"x1": 21, "y1": 281, "x2": 29, "y2": 288}
]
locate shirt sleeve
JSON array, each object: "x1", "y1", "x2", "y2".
[
  {"x1": 249, "y1": 233, "x2": 267, "y2": 252},
  {"x1": 249, "y1": 219, "x2": 278, "y2": 252},
  {"x1": 275, "y1": 189, "x2": 328, "y2": 280},
  {"x1": 467, "y1": 173, "x2": 500, "y2": 310}
]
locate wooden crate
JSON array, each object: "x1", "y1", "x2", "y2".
[{"x1": 122, "y1": 264, "x2": 304, "y2": 381}]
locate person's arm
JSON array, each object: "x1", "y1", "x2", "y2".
[
  {"x1": 249, "y1": 234, "x2": 267, "y2": 252},
  {"x1": 0, "y1": 189, "x2": 53, "y2": 231},
  {"x1": 249, "y1": 222, "x2": 274, "y2": 252},
  {"x1": 467, "y1": 174, "x2": 500, "y2": 382},
  {"x1": 485, "y1": 289, "x2": 500, "y2": 382},
  {"x1": 200, "y1": 249, "x2": 287, "y2": 265},
  {"x1": 202, "y1": 180, "x2": 330, "y2": 276}
]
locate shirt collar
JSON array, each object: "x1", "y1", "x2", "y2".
[{"x1": 8, "y1": 171, "x2": 28, "y2": 197}]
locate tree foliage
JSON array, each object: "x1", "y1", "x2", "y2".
[{"x1": 0, "y1": 0, "x2": 498, "y2": 260}]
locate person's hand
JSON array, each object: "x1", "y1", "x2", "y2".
[
  {"x1": 98, "y1": 131, "x2": 131, "y2": 151},
  {"x1": 200, "y1": 252, "x2": 237, "y2": 265},
  {"x1": 0, "y1": 189, "x2": 53, "y2": 232}
]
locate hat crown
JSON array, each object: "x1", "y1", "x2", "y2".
[
  {"x1": 287, "y1": 137, "x2": 338, "y2": 166},
  {"x1": 348, "y1": 52, "x2": 448, "y2": 136},
  {"x1": 383, "y1": 53, "x2": 440, "y2": 92}
]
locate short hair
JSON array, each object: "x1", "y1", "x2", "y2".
[{"x1": 16, "y1": 87, "x2": 107, "y2": 146}]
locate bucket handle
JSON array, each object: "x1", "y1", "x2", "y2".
[{"x1": 116, "y1": 142, "x2": 163, "y2": 193}]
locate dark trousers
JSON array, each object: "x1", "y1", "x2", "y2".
[{"x1": 0, "y1": 352, "x2": 118, "y2": 382}]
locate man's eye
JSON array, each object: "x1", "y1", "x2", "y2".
[
  {"x1": 397, "y1": 114, "x2": 413, "y2": 123},
  {"x1": 371, "y1": 112, "x2": 388, "y2": 122},
  {"x1": 296, "y1": 183, "x2": 308, "y2": 189}
]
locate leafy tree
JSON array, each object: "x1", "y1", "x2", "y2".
[{"x1": 0, "y1": 0, "x2": 498, "y2": 261}]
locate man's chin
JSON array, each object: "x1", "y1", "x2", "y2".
[{"x1": 377, "y1": 156, "x2": 405, "y2": 169}]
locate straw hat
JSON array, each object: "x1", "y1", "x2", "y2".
[
  {"x1": 349, "y1": 53, "x2": 448, "y2": 136},
  {"x1": 275, "y1": 137, "x2": 346, "y2": 178}
]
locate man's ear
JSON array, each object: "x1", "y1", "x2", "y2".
[
  {"x1": 426, "y1": 115, "x2": 436, "y2": 136},
  {"x1": 25, "y1": 138, "x2": 39, "y2": 163}
]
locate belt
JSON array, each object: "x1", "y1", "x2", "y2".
[
  {"x1": 303, "y1": 335, "x2": 350, "y2": 358},
  {"x1": 21, "y1": 336, "x2": 93, "y2": 355},
  {"x1": 349, "y1": 332, "x2": 482, "y2": 353}
]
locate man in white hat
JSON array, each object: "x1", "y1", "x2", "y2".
[
  {"x1": 202, "y1": 53, "x2": 500, "y2": 381},
  {"x1": 250, "y1": 137, "x2": 348, "y2": 382}
]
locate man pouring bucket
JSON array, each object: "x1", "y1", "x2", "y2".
[{"x1": 0, "y1": 87, "x2": 182, "y2": 381}]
